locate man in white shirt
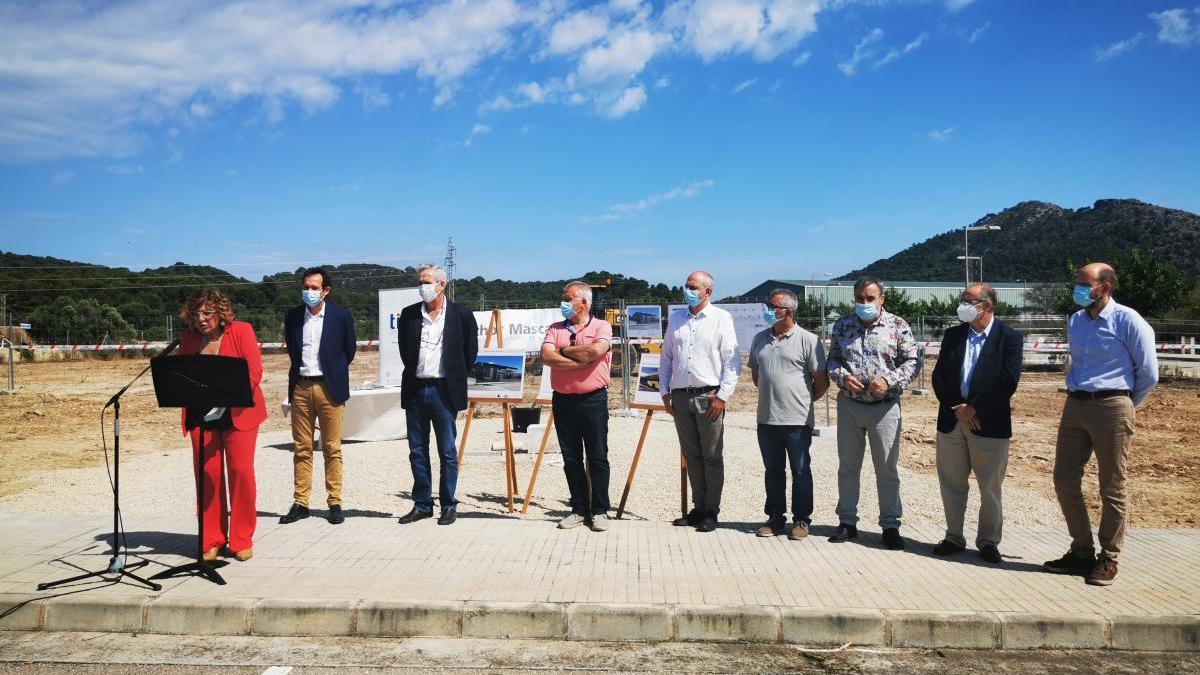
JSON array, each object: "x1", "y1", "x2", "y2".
[{"x1": 660, "y1": 270, "x2": 740, "y2": 533}]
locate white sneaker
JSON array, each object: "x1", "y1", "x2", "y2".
[
  {"x1": 558, "y1": 514, "x2": 587, "y2": 530},
  {"x1": 589, "y1": 514, "x2": 609, "y2": 532}
]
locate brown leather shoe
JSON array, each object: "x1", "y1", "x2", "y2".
[
  {"x1": 788, "y1": 521, "x2": 810, "y2": 541},
  {"x1": 202, "y1": 546, "x2": 220, "y2": 562},
  {"x1": 1086, "y1": 556, "x2": 1117, "y2": 586},
  {"x1": 233, "y1": 548, "x2": 254, "y2": 562},
  {"x1": 755, "y1": 518, "x2": 784, "y2": 537}
]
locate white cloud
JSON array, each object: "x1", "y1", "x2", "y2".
[
  {"x1": 732, "y1": 77, "x2": 759, "y2": 93},
  {"x1": 105, "y1": 164, "x2": 144, "y2": 175},
  {"x1": 577, "y1": 30, "x2": 668, "y2": 84},
  {"x1": 471, "y1": 123, "x2": 492, "y2": 136},
  {"x1": 1094, "y1": 33, "x2": 1146, "y2": 62},
  {"x1": 793, "y1": 50, "x2": 812, "y2": 66},
  {"x1": 52, "y1": 169, "x2": 74, "y2": 185},
  {"x1": 547, "y1": 10, "x2": 610, "y2": 55},
  {"x1": 0, "y1": 0, "x2": 535, "y2": 161},
  {"x1": 1149, "y1": 8, "x2": 1200, "y2": 47},
  {"x1": 838, "y1": 27, "x2": 884, "y2": 75},
  {"x1": 354, "y1": 82, "x2": 391, "y2": 113},
  {"x1": 605, "y1": 84, "x2": 648, "y2": 117},
  {"x1": 586, "y1": 178, "x2": 715, "y2": 221},
  {"x1": 967, "y1": 22, "x2": 990, "y2": 44},
  {"x1": 874, "y1": 31, "x2": 927, "y2": 68},
  {"x1": 654, "y1": 76, "x2": 671, "y2": 88},
  {"x1": 672, "y1": 0, "x2": 822, "y2": 62},
  {"x1": 927, "y1": 126, "x2": 956, "y2": 142},
  {"x1": 945, "y1": 0, "x2": 974, "y2": 11}
]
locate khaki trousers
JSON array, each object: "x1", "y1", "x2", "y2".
[
  {"x1": 1053, "y1": 395, "x2": 1135, "y2": 560},
  {"x1": 291, "y1": 380, "x2": 345, "y2": 508},
  {"x1": 936, "y1": 421, "x2": 1009, "y2": 548}
]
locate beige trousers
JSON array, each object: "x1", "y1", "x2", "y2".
[
  {"x1": 936, "y1": 421, "x2": 1009, "y2": 548},
  {"x1": 1053, "y1": 395, "x2": 1135, "y2": 560},
  {"x1": 291, "y1": 380, "x2": 345, "y2": 508}
]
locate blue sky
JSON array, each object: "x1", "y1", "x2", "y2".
[{"x1": 2, "y1": 0, "x2": 1198, "y2": 295}]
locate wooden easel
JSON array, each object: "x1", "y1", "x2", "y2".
[
  {"x1": 520, "y1": 368, "x2": 556, "y2": 515},
  {"x1": 455, "y1": 309, "x2": 520, "y2": 513},
  {"x1": 615, "y1": 401, "x2": 688, "y2": 520}
]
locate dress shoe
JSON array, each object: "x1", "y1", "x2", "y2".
[
  {"x1": 673, "y1": 510, "x2": 703, "y2": 527},
  {"x1": 828, "y1": 523, "x2": 858, "y2": 543},
  {"x1": 437, "y1": 509, "x2": 457, "y2": 526},
  {"x1": 233, "y1": 548, "x2": 253, "y2": 562},
  {"x1": 882, "y1": 528, "x2": 905, "y2": 550},
  {"x1": 279, "y1": 503, "x2": 310, "y2": 524},
  {"x1": 202, "y1": 546, "x2": 220, "y2": 562},
  {"x1": 327, "y1": 505, "x2": 345, "y2": 525},
  {"x1": 1043, "y1": 550, "x2": 1096, "y2": 575},
  {"x1": 756, "y1": 517, "x2": 785, "y2": 537},
  {"x1": 979, "y1": 544, "x2": 1002, "y2": 564},
  {"x1": 932, "y1": 539, "x2": 966, "y2": 556},
  {"x1": 696, "y1": 515, "x2": 718, "y2": 533},
  {"x1": 398, "y1": 507, "x2": 433, "y2": 524},
  {"x1": 788, "y1": 521, "x2": 810, "y2": 541}
]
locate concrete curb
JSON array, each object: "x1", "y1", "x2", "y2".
[{"x1": 2, "y1": 596, "x2": 1197, "y2": 651}]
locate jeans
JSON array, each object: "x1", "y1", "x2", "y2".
[
  {"x1": 756, "y1": 424, "x2": 814, "y2": 523},
  {"x1": 407, "y1": 381, "x2": 459, "y2": 513},
  {"x1": 552, "y1": 389, "x2": 611, "y2": 516}
]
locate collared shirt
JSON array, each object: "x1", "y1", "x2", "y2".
[
  {"x1": 660, "y1": 304, "x2": 740, "y2": 401},
  {"x1": 826, "y1": 309, "x2": 920, "y2": 403},
  {"x1": 960, "y1": 316, "x2": 994, "y2": 399},
  {"x1": 542, "y1": 317, "x2": 613, "y2": 394},
  {"x1": 1067, "y1": 300, "x2": 1158, "y2": 406},
  {"x1": 416, "y1": 302, "x2": 447, "y2": 378},
  {"x1": 299, "y1": 304, "x2": 325, "y2": 377},
  {"x1": 749, "y1": 325, "x2": 826, "y2": 426}
]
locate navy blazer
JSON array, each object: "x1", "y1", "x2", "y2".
[
  {"x1": 398, "y1": 300, "x2": 478, "y2": 412},
  {"x1": 931, "y1": 318, "x2": 1023, "y2": 439},
  {"x1": 285, "y1": 302, "x2": 357, "y2": 405}
]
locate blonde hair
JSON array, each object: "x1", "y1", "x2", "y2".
[{"x1": 180, "y1": 288, "x2": 236, "y2": 330}]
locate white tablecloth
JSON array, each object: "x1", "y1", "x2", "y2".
[{"x1": 281, "y1": 386, "x2": 407, "y2": 442}]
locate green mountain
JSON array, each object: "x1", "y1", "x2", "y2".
[{"x1": 839, "y1": 199, "x2": 1200, "y2": 282}]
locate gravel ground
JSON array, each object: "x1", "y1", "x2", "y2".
[{"x1": 0, "y1": 409, "x2": 1065, "y2": 537}]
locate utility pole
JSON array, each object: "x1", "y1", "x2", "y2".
[
  {"x1": 2, "y1": 294, "x2": 13, "y2": 393},
  {"x1": 444, "y1": 235, "x2": 457, "y2": 302}
]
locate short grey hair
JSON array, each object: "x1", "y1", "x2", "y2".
[
  {"x1": 563, "y1": 280, "x2": 592, "y2": 303},
  {"x1": 418, "y1": 263, "x2": 448, "y2": 284},
  {"x1": 853, "y1": 276, "x2": 884, "y2": 296},
  {"x1": 688, "y1": 270, "x2": 714, "y2": 289},
  {"x1": 966, "y1": 283, "x2": 999, "y2": 309},
  {"x1": 769, "y1": 288, "x2": 798, "y2": 311}
]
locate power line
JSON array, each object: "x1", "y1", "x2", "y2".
[{"x1": 0, "y1": 271, "x2": 421, "y2": 293}]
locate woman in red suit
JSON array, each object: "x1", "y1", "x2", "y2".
[{"x1": 177, "y1": 289, "x2": 267, "y2": 562}]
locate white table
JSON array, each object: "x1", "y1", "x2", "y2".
[{"x1": 281, "y1": 386, "x2": 407, "y2": 442}]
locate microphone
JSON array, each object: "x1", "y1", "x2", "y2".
[{"x1": 159, "y1": 339, "x2": 181, "y2": 357}]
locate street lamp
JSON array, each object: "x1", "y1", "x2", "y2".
[{"x1": 964, "y1": 225, "x2": 1001, "y2": 286}]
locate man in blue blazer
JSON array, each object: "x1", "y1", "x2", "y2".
[
  {"x1": 396, "y1": 264, "x2": 478, "y2": 526},
  {"x1": 930, "y1": 283, "x2": 1023, "y2": 563},
  {"x1": 280, "y1": 267, "x2": 357, "y2": 526}
]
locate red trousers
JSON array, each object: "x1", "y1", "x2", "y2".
[{"x1": 190, "y1": 425, "x2": 258, "y2": 553}]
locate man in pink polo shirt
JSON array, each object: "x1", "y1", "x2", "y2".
[{"x1": 540, "y1": 280, "x2": 613, "y2": 532}]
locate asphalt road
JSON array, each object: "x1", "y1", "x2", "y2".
[{"x1": 1, "y1": 632, "x2": 1199, "y2": 674}]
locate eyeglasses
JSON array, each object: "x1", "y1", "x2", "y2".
[{"x1": 190, "y1": 310, "x2": 217, "y2": 320}]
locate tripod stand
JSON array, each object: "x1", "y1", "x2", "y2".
[{"x1": 37, "y1": 349, "x2": 173, "y2": 592}]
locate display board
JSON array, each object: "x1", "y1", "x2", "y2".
[
  {"x1": 378, "y1": 287, "x2": 422, "y2": 387},
  {"x1": 471, "y1": 308, "x2": 560, "y2": 354},
  {"x1": 666, "y1": 303, "x2": 771, "y2": 353},
  {"x1": 468, "y1": 349, "x2": 527, "y2": 401},
  {"x1": 536, "y1": 365, "x2": 553, "y2": 404},
  {"x1": 633, "y1": 354, "x2": 667, "y2": 409},
  {"x1": 625, "y1": 305, "x2": 663, "y2": 340}
]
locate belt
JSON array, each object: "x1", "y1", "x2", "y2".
[
  {"x1": 299, "y1": 375, "x2": 324, "y2": 382},
  {"x1": 673, "y1": 386, "x2": 717, "y2": 394},
  {"x1": 1068, "y1": 389, "x2": 1130, "y2": 400},
  {"x1": 415, "y1": 377, "x2": 445, "y2": 385},
  {"x1": 553, "y1": 387, "x2": 607, "y2": 398}
]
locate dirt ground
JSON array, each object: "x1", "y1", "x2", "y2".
[{"x1": 2, "y1": 351, "x2": 1198, "y2": 527}]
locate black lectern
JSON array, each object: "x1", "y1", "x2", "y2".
[{"x1": 148, "y1": 354, "x2": 253, "y2": 586}]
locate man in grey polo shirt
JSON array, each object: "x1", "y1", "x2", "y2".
[{"x1": 749, "y1": 289, "x2": 829, "y2": 540}]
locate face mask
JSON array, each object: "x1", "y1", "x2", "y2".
[
  {"x1": 419, "y1": 283, "x2": 440, "y2": 303},
  {"x1": 683, "y1": 287, "x2": 703, "y2": 307},
  {"x1": 301, "y1": 290, "x2": 323, "y2": 308},
  {"x1": 854, "y1": 302, "x2": 879, "y2": 322},
  {"x1": 559, "y1": 300, "x2": 576, "y2": 320},
  {"x1": 956, "y1": 302, "x2": 981, "y2": 323},
  {"x1": 1072, "y1": 284, "x2": 1095, "y2": 308},
  {"x1": 763, "y1": 306, "x2": 780, "y2": 325}
]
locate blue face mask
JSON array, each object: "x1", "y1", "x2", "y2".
[
  {"x1": 559, "y1": 300, "x2": 576, "y2": 319},
  {"x1": 683, "y1": 287, "x2": 703, "y2": 307},
  {"x1": 763, "y1": 306, "x2": 779, "y2": 325},
  {"x1": 854, "y1": 302, "x2": 879, "y2": 322},
  {"x1": 1072, "y1": 284, "x2": 1095, "y2": 308},
  {"x1": 301, "y1": 290, "x2": 323, "y2": 308}
]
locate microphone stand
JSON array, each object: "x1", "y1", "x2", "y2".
[{"x1": 36, "y1": 341, "x2": 179, "y2": 592}]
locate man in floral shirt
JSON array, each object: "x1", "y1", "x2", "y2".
[{"x1": 826, "y1": 277, "x2": 920, "y2": 550}]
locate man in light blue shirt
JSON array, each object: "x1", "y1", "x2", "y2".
[{"x1": 1044, "y1": 263, "x2": 1158, "y2": 587}]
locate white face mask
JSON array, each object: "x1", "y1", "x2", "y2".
[
  {"x1": 957, "y1": 301, "x2": 982, "y2": 323},
  {"x1": 419, "y1": 283, "x2": 440, "y2": 303}
]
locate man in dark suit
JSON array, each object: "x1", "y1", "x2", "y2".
[
  {"x1": 397, "y1": 263, "x2": 478, "y2": 526},
  {"x1": 280, "y1": 267, "x2": 357, "y2": 525},
  {"x1": 930, "y1": 283, "x2": 1023, "y2": 563}
]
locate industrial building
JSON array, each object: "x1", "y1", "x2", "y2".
[{"x1": 736, "y1": 279, "x2": 1046, "y2": 308}]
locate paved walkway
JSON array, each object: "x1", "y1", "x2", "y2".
[{"x1": 1, "y1": 513, "x2": 1197, "y2": 649}]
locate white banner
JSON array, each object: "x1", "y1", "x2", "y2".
[
  {"x1": 667, "y1": 303, "x2": 771, "y2": 353},
  {"x1": 472, "y1": 308, "x2": 561, "y2": 353},
  {"x1": 378, "y1": 287, "x2": 422, "y2": 387}
]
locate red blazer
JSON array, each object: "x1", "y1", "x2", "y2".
[{"x1": 178, "y1": 321, "x2": 268, "y2": 434}]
